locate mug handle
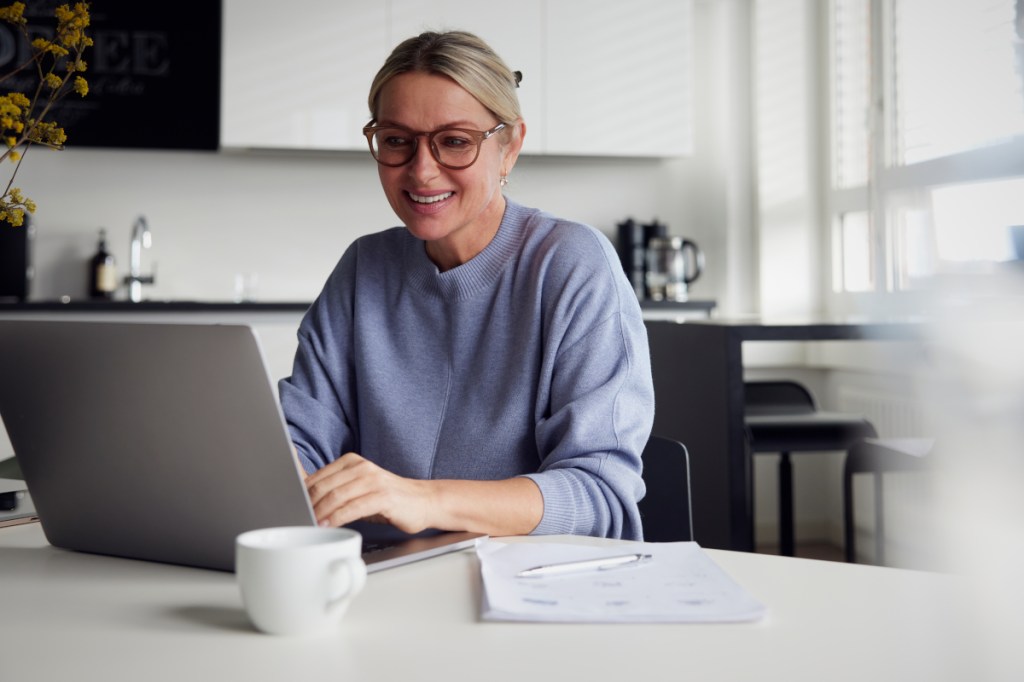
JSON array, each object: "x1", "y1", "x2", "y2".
[
  {"x1": 679, "y1": 239, "x2": 705, "y2": 285},
  {"x1": 326, "y1": 557, "x2": 368, "y2": 612}
]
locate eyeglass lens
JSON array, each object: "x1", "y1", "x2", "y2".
[{"x1": 368, "y1": 128, "x2": 484, "y2": 169}]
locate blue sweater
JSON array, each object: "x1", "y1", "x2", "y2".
[{"x1": 279, "y1": 200, "x2": 654, "y2": 540}]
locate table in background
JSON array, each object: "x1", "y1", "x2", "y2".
[
  {"x1": 645, "y1": 317, "x2": 922, "y2": 552},
  {"x1": 0, "y1": 523, "x2": 982, "y2": 682}
]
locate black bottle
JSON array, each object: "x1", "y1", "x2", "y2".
[{"x1": 89, "y1": 229, "x2": 117, "y2": 300}]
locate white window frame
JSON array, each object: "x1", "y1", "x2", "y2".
[{"x1": 823, "y1": 0, "x2": 1024, "y2": 318}]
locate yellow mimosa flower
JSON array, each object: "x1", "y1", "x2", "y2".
[
  {"x1": 1, "y1": 1, "x2": 91, "y2": 226},
  {"x1": 0, "y1": 3, "x2": 26, "y2": 25}
]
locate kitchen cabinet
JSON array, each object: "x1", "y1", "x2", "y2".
[
  {"x1": 388, "y1": 0, "x2": 544, "y2": 155},
  {"x1": 544, "y1": 1, "x2": 693, "y2": 157},
  {"x1": 221, "y1": 0, "x2": 692, "y2": 157},
  {"x1": 220, "y1": 1, "x2": 388, "y2": 150}
]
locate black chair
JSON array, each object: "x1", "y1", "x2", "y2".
[
  {"x1": 744, "y1": 381, "x2": 877, "y2": 556},
  {"x1": 638, "y1": 435, "x2": 694, "y2": 542},
  {"x1": 843, "y1": 438, "x2": 932, "y2": 564}
]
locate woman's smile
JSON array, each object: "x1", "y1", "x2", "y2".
[
  {"x1": 408, "y1": 190, "x2": 454, "y2": 204},
  {"x1": 406, "y1": 190, "x2": 455, "y2": 213}
]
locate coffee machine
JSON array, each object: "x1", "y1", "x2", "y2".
[{"x1": 616, "y1": 217, "x2": 703, "y2": 301}]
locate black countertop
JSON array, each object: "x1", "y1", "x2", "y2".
[
  {"x1": 640, "y1": 299, "x2": 716, "y2": 312},
  {"x1": 1, "y1": 299, "x2": 717, "y2": 313},
  {"x1": 0, "y1": 300, "x2": 312, "y2": 312}
]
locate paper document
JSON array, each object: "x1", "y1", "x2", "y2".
[{"x1": 477, "y1": 539, "x2": 766, "y2": 623}]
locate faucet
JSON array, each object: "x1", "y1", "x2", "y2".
[{"x1": 125, "y1": 215, "x2": 155, "y2": 302}]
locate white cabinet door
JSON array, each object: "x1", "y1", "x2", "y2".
[
  {"x1": 221, "y1": 0, "x2": 388, "y2": 150},
  {"x1": 221, "y1": 0, "x2": 691, "y2": 157},
  {"x1": 544, "y1": 0, "x2": 693, "y2": 157},
  {"x1": 387, "y1": 0, "x2": 544, "y2": 155}
]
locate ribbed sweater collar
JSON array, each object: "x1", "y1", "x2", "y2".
[{"x1": 406, "y1": 198, "x2": 530, "y2": 301}]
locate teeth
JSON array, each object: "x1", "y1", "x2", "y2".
[{"x1": 410, "y1": 192, "x2": 453, "y2": 204}]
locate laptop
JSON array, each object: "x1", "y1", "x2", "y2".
[{"x1": 0, "y1": 320, "x2": 482, "y2": 572}]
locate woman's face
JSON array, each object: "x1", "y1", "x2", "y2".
[{"x1": 373, "y1": 71, "x2": 522, "y2": 270}]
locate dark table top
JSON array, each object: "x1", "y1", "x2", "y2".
[{"x1": 646, "y1": 315, "x2": 925, "y2": 340}]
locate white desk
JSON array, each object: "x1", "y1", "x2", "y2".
[{"x1": 0, "y1": 523, "x2": 994, "y2": 681}]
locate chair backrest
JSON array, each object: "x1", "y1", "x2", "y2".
[
  {"x1": 638, "y1": 435, "x2": 694, "y2": 542},
  {"x1": 744, "y1": 380, "x2": 817, "y2": 416}
]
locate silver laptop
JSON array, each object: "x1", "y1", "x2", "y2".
[{"x1": 0, "y1": 320, "x2": 481, "y2": 572}]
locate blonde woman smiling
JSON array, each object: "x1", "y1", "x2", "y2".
[{"x1": 280, "y1": 31, "x2": 654, "y2": 545}]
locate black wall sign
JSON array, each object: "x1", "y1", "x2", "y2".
[{"x1": 0, "y1": 1, "x2": 222, "y2": 150}]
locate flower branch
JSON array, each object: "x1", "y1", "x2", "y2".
[{"x1": 0, "y1": 1, "x2": 92, "y2": 226}]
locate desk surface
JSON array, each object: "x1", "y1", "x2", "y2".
[{"x1": 0, "y1": 524, "x2": 996, "y2": 682}]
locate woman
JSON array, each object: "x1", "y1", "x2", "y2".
[{"x1": 279, "y1": 30, "x2": 654, "y2": 543}]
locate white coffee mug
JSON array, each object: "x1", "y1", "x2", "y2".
[{"x1": 236, "y1": 526, "x2": 367, "y2": 636}]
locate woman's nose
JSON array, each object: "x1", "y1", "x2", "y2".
[{"x1": 406, "y1": 137, "x2": 440, "y2": 178}]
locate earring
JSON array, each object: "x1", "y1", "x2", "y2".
[{"x1": 500, "y1": 174, "x2": 509, "y2": 187}]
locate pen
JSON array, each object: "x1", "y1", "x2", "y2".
[{"x1": 515, "y1": 553, "x2": 653, "y2": 578}]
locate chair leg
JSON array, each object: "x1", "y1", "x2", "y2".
[
  {"x1": 874, "y1": 473, "x2": 885, "y2": 565},
  {"x1": 843, "y1": 462, "x2": 856, "y2": 563},
  {"x1": 779, "y1": 452, "x2": 795, "y2": 556}
]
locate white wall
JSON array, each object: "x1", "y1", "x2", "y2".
[{"x1": 19, "y1": 146, "x2": 733, "y2": 303}]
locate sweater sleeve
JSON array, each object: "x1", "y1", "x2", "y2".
[
  {"x1": 521, "y1": 226, "x2": 654, "y2": 540},
  {"x1": 278, "y1": 248, "x2": 359, "y2": 474}
]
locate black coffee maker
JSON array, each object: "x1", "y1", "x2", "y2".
[
  {"x1": 616, "y1": 218, "x2": 669, "y2": 300},
  {"x1": 0, "y1": 217, "x2": 33, "y2": 301}
]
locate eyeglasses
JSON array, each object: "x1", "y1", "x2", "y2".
[{"x1": 362, "y1": 122, "x2": 507, "y2": 170}]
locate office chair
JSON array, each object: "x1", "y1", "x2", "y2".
[
  {"x1": 843, "y1": 438, "x2": 932, "y2": 564},
  {"x1": 744, "y1": 381, "x2": 877, "y2": 556},
  {"x1": 638, "y1": 435, "x2": 695, "y2": 542}
]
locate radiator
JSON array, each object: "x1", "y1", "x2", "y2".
[{"x1": 836, "y1": 385, "x2": 925, "y2": 438}]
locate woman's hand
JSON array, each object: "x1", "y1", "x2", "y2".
[
  {"x1": 304, "y1": 452, "x2": 545, "y2": 536},
  {"x1": 304, "y1": 453, "x2": 433, "y2": 534}
]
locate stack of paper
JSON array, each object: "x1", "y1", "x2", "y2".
[{"x1": 476, "y1": 539, "x2": 766, "y2": 623}]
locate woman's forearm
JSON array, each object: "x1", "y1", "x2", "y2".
[{"x1": 423, "y1": 476, "x2": 544, "y2": 536}]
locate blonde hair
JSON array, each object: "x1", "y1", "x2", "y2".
[{"x1": 367, "y1": 31, "x2": 522, "y2": 126}]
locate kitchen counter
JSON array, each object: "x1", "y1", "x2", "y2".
[
  {"x1": 0, "y1": 300, "x2": 311, "y2": 313},
  {"x1": 0, "y1": 298, "x2": 716, "y2": 317}
]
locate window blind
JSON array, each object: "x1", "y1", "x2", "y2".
[{"x1": 889, "y1": 0, "x2": 1024, "y2": 166}]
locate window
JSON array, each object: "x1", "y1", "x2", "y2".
[
  {"x1": 833, "y1": 211, "x2": 875, "y2": 292},
  {"x1": 889, "y1": 0, "x2": 1024, "y2": 165},
  {"x1": 828, "y1": 0, "x2": 1024, "y2": 300}
]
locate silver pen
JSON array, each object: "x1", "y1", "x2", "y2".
[{"x1": 515, "y1": 552, "x2": 653, "y2": 578}]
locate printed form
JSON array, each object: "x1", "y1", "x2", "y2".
[{"x1": 477, "y1": 539, "x2": 766, "y2": 623}]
